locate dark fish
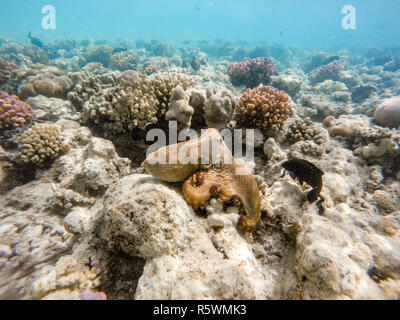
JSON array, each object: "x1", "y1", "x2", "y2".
[
  {"x1": 27, "y1": 31, "x2": 44, "y2": 48},
  {"x1": 282, "y1": 158, "x2": 324, "y2": 204},
  {"x1": 279, "y1": 31, "x2": 283, "y2": 36}
]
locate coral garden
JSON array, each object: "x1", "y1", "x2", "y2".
[{"x1": 0, "y1": 36, "x2": 399, "y2": 301}]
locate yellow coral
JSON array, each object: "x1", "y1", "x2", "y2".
[{"x1": 16, "y1": 123, "x2": 69, "y2": 165}]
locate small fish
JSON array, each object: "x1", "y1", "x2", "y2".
[
  {"x1": 27, "y1": 31, "x2": 44, "y2": 48},
  {"x1": 282, "y1": 158, "x2": 325, "y2": 205}
]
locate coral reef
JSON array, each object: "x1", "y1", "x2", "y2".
[
  {"x1": 110, "y1": 51, "x2": 140, "y2": 71},
  {"x1": 26, "y1": 95, "x2": 79, "y2": 122},
  {"x1": 17, "y1": 66, "x2": 74, "y2": 100},
  {"x1": 0, "y1": 59, "x2": 17, "y2": 86},
  {"x1": 309, "y1": 61, "x2": 344, "y2": 85},
  {"x1": 286, "y1": 117, "x2": 328, "y2": 145},
  {"x1": 83, "y1": 45, "x2": 114, "y2": 67},
  {"x1": 374, "y1": 96, "x2": 400, "y2": 128},
  {"x1": 324, "y1": 114, "x2": 400, "y2": 175},
  {"x1": 351, "y1": 84, "x2": 377, "y2": 103},
  {"x1": 0, "y1": 91, "x2": 35, "y2": 131},
  {"x1": 298, "y1": 80, "x2": 352, "y2": 119},
  {"x1": 301, "y1": 52, "x2": 340, "y2": 73},
  {"x1": 234, "y1": 86, "x2": 292, "y2": 135},
  {"x1": 165, "y1": 85, "x2": 193, "y2": 130},
  {"x1": 15, "y1": 123, "x2": 69, "y2": 166},
  {"x1": 165, "y1": 82, "x2": 237, "y2": 130},
  {"x1": 270, "y1": 69, "x2": 303, "y2": 99},
  {"x1": 1, "y1": 37, "x2": 400, "y2": 301},
  {"x1": 83, "y1": 72, "x2": 194, "y2": 135},
  {"x1": 228, "y1": 57, "x2": 276, "y2": 88},
  {"x1": 68, "y1": 71, "x2": 118, "y2": 111},
  {"x1": 139, "y1": 57, "x2": 171, "y2": 75}
]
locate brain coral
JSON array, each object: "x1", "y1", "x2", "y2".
[
  {"x1": 15, "y1": 123, "x2": 68, "y2": 165},
  {"x1": 0, "y1": 91, "x2": 35, "y2": 131},
  {"x1": 374, "y1": 96, "x2": 400, "y2": 129},
  {"x1": 228, "y1": 57, "x2": 276, "y2": 88},
  {"x1": 234, "y1": 86, "x2": 292, "y2": 134}
]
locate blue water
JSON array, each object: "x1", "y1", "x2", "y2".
[{"x1": 0, "y1": 0, "x2": 399, "y2": 48}]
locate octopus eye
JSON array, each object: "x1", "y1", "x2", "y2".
[
  {"x1": 209, "y1": 185, "x2": 219, "y2": 197},
  {"x1": 191, "y1": 171, "x2": 206, "y2": 187}
]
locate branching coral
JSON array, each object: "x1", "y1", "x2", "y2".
[
  {"x1": 286, "y1": 117, "x2": 327, "y2": 145},
  {"x1": 234, "y1": 86, "x2": 292, "y2": 135},
  {"x1": 142, "y1": 128, "x2": 261, "y2": 231},
  {"x1": 0, "y1": 91, "x2": 35, "y2": 131},
  {"x1": 228, "y1": 57, "x2": 276, "y2": 88},
  {"x1": 84, "y1": 45, "x2": 114, "y2": 67},
  {"x1": 308, "y1": 61, "x2": 344, "y2": 85},
  {"x1": 110, "y1": 51, "x2": 140, "y2": 71},
  {"x1": 83, "y1": 72, "x2": 194, "y2": 135},
  {"x1": 301, "y1": 52, "x2": 340, "y2": 73},
  {"x1": 68, "y1": 71, "x2": 118, "y2": 111},
  {"x1": 139, "y1": 57, "x2": 171, "y2": 75},
  {"x1": 15, "y1": 123, "x2": 69, "y2": 165}
]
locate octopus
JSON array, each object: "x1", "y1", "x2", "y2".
[
  {"x1": 141, "y1": 128, "x2": 261, "y2": 232},
  {"x1": 282, "y1": 158, "x2": 325, "y2": 214}
]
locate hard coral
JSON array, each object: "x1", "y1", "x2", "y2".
[
  {"x1": 15, "y1": 123, "x2": 68, "y2": 166},
  {"x1": 83, "y1": 72, "x2": 194, "y2": 135},
  {"x1": 234, "y1": 86, "x2": 292, "y2": 135},
  {"x1": 68, "y1": 70, "x2": 118, "y2": 111},
  {"x1": 0, "y1": 91, "x2": 35, "y2": 131},
  {"x1": 374, "y1": 96, "x2": 400, "y2": 129},
  {"x1": 165, "y1": 82, "x2": 237, "y2": 130},
  {"x1": 17, "y1": 66, "x2": 74, "y2": 100},
  {"x1": 165, "y1": 85, "x2": 193, "y2": 130},
  {"x1": 309, "y1": 61, "x2": 344, "y2": 86},
  {"x1": 0, "y1": 59, "x2": 17, "y2": 85},
  {"x1": 286, "y1": 117, "x2": 327, "y2": 145},
  {"x1": 84, "y1": 45, "x2": 114, "y2": 67},
  {"x1": 228, "y1": 57, "x2": 276, "y2": 88},
  {"x1": 110, "y1": 51, "x2": 140, "y2": 71}
]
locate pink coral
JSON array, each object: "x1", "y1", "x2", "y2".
[
  {"x1": 228, "y1": 57, "x2": 276, "y2": 88},
  {"x1": 0, "y1": 91, "x2": 35, "y2": 130},
  {"x1": 80, "y1": 291, "x2": 107, "y2": 300}
]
